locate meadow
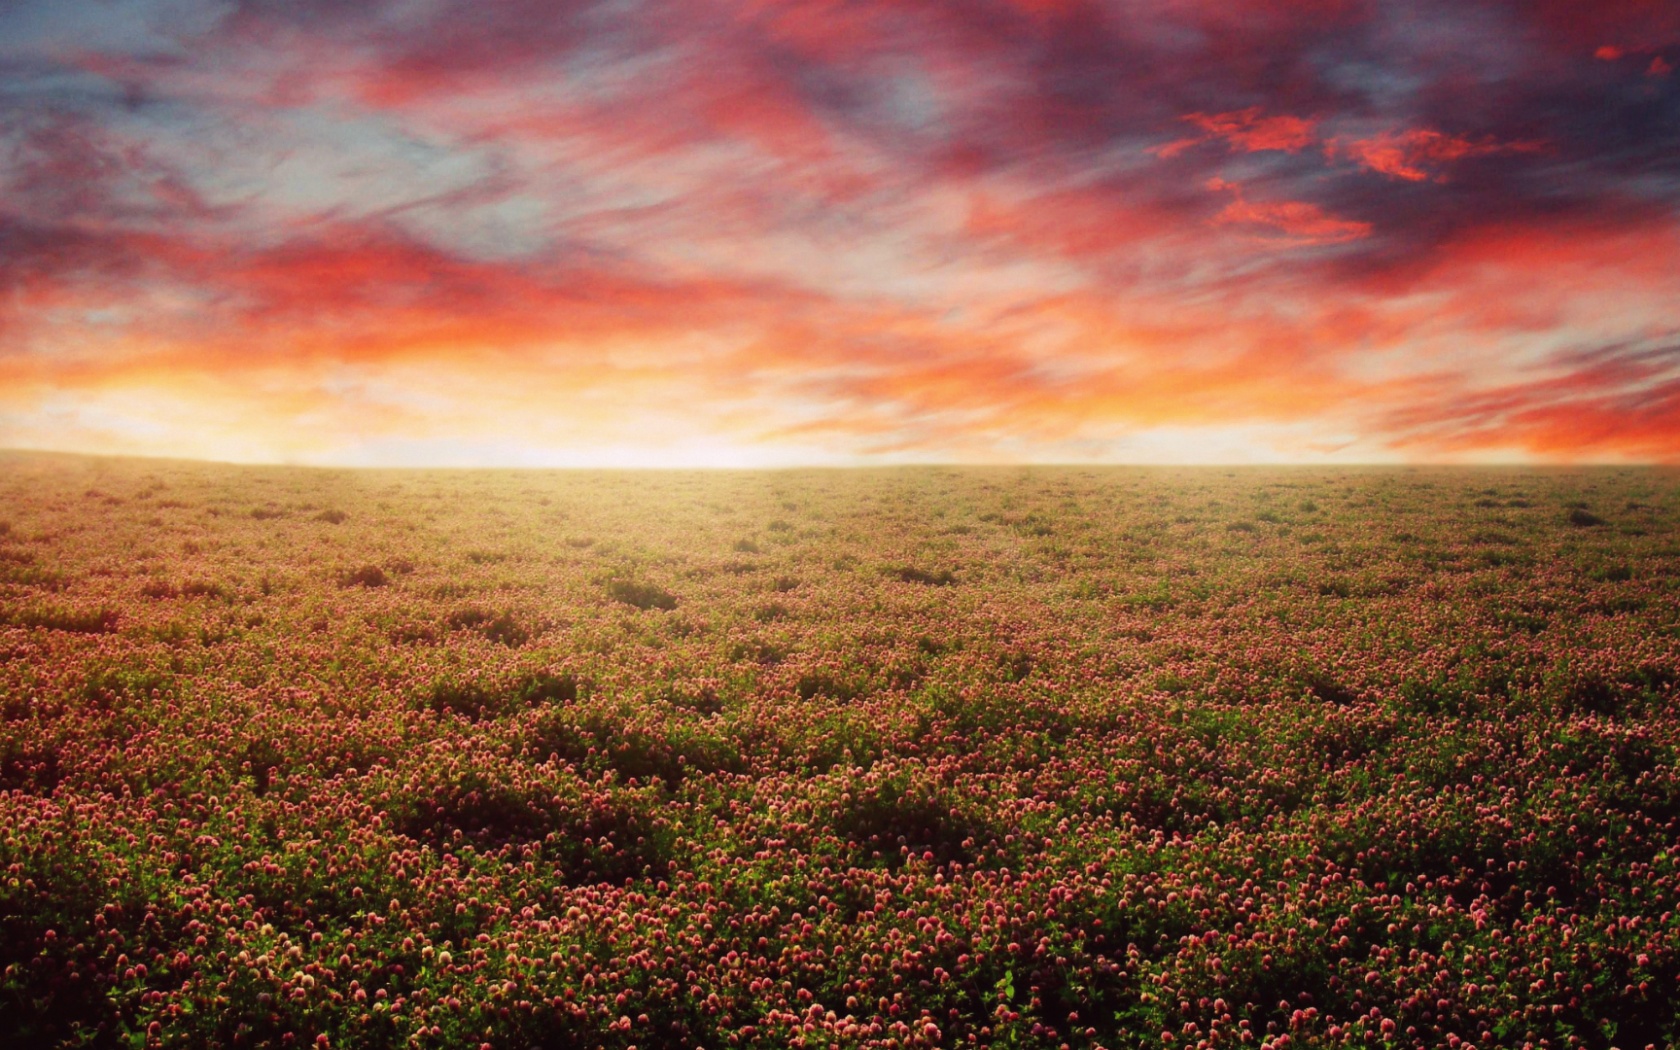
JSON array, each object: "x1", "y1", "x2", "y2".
[{"x1": 2, "y1": 453, "x2": 1678, "y2": 1050}]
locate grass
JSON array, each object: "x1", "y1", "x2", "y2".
[{"x1": 0, "y1": 455, "x2": 1678, "y2": 1050}]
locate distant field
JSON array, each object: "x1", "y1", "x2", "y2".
[{"x1": 3, "y1": 453, "x2": 1678, "y2": 1050}]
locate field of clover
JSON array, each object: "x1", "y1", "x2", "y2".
[{"x1": 2, "y1": 452, "x2": 1678, "y2": 1050}]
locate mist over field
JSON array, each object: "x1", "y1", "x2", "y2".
[{"x1": 3, "y1": 454, "x2": 1679, "y2": 1048}]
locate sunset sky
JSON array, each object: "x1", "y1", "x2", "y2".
[{"x1": 3, "y1": 0, "x2": 1678, "y2": 465}]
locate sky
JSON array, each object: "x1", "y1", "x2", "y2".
[{"x1": 2, "y1": 0, "x2": 1678, "y2": 466}]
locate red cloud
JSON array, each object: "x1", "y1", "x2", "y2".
[
  {"x1": 1214, "y1": 197, "x2": 1370, "y2": 244},
  {"x1": 1207, "y1": 179, "x2": 1369, "y2": 244},
  {"x1": 1332, "y1": 128, "x2": 1544, "y2": 182},
  {"x1": 1188, "y1": 108, "x2": 1318, "y2": 152},
  {"x1": 1156, "y1": 107, "x2": 1318, "y2": 157}
]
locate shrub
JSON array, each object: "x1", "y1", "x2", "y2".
[
  {"x1": 889, "y1": 566, "x2": 956, "y2": 586},
  {"x1": 528, "y1": 703, "x2": 741, "y2": 785},
  {"x1": 1303, "y1": 672, "x2": 1359, "y2": 706},
  {"x1": 427, "y1": 670, "x2": 579, "y2": 720},
  {"x1": 835, "y1": 774, "x2": 980, "y2": 868},
  {"x1": 1, "y1": 606, "x2": 119, "y2": 633},
  {"x1": 338, "y1": 564, "x2": 387, "y2": 587},
  {"x1": 519, "y1": 671, "x2": 581, "y2": 704},
  {"x1": 606, "y1": 578, "x2": 678, "y2": 610},
  {"x1": 445, "y1": 606, "x2": 532, "y2": 646}
]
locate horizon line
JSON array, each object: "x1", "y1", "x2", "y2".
[{"x1": 2, "y1": 447, "x2": 1672, "y2": 473}]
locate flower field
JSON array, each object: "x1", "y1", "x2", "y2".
[{"x1": 2, "y1": 453, "x2": 1678, "y2": 1050}]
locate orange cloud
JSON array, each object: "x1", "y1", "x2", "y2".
[{"x1": 11, "y1": 186, "x2": 1675, "y2": 465}]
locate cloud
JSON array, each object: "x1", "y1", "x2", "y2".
[
  {"x1": 1380, "y1": 339, "x2": 1680, "y2": 462},
  {"x1": 1157, "y1": 108, "x2": 1319, "y2": 157},
  {"x1": 1207, "y1": 179, "x2": 1370, "y2": 244},
  {"x1": 1331, "y1": 128, "x2": 1545, "y2": 182},
  {"x1": 0, "y1": 0, "x2": 1678, "y2": 462}
]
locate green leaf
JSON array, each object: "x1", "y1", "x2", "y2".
[{"x1": 995, "y1": 968, "x2": 1015, "y2": 1000}]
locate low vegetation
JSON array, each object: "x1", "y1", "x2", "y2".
[{"x1": 1, "y1": 453, "x2": 1677, "y2": 1049}]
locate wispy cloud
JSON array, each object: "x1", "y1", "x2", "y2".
[
  {"x1": 1330, "y1": 128, "x2": 1545, "y2": 183},
  {"x1": 1, "y1": 0, "x2": 1678, "y2": 462}
]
